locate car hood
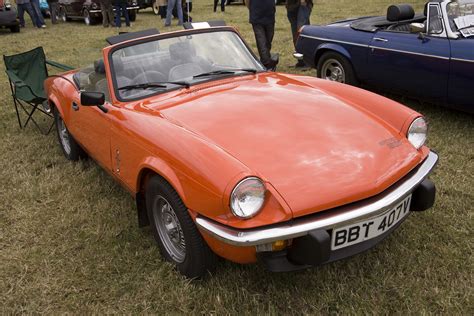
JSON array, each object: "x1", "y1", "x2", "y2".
[{"x1": 154, "y1": 73, "x2": 422, "y2": 218}]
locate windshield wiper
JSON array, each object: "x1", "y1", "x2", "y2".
[
  {"x1": 193, "y1": 68, "x2": 257, "y2": 79},
  {"x1": 118, "y1": 81, "x2": 190, "y2": 91}
]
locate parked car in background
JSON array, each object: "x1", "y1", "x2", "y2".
[
  {"x1": 295, "y1": 0, "x2": 474, "y2": 113},
  {"x1": 58, "y1": 0, "x2": 139, "y2": 25},
  {"x1": 0, "y1": 0, "x2": 19, "y2": 33},
  {"x1": 45, "y1": 26, "x2": 438, "y2": 278}
]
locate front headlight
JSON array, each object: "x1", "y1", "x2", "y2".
[
  {"x1": 407, "y1": 117, "x2": 427, "y2": 149},
  {"x1": 230, "y1": 177, "x2": 266, "y2": 219}
]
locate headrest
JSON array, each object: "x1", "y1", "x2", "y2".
[
  {"x1": 94, "y1": 59, "x2": 105, "y2": 74},
  {"x1": 169, "y1": 41, "x2": 196, "y2": 61},
  {"x1": 387, "y1": 4, "x2": 415, "y2": 22}
]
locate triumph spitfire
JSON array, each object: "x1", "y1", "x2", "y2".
[{"x1": 44, "y1": 26, "x2": 438, "y2": 278}]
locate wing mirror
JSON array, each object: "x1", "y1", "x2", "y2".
[{"x1": 80, "y1": 92, "x2": 108, "y2": 113}]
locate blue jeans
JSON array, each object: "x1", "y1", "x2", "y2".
[
  {"x1": 30, "y1": 0, "x2": 45, "y2": 27},
  {"x1": 114, "y1": 4, "x2": 130, "y2": 27},
  {"x1": 165, "y1": 0, "x2": 182, "y2": 26},
  {"x1": 287, "y1": 4, "x2": 311, "y2": 47},
  {"x1": 17, "y1": 3, "x2": 37, "y2": 27}
]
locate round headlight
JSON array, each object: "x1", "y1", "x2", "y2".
[
  {"x1": 230, "y1": 177, "x2": 266, "y2": 219},
  {"x1": 407, "y1": 117, "x2": 427, "y2": 149}
]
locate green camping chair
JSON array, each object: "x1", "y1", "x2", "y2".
[{"x1": 3, "y1": 47, "x2": 74, "y2": 135}]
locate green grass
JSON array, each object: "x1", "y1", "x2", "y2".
[{"x1": 1, "y1": 0, "x2": 473, "y2": 313}]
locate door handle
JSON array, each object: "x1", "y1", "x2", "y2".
[
  {"x1": 374, "y1": 37, "x2": 389, "y2": 42},
  {"x1": 72, "y1": 102, "x2": 79, "y2": 111}
]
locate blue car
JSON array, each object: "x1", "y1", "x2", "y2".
[{"x1": 295, "y1": 0, "x2": 474, "y2": 113}]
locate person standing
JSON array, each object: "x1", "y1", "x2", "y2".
[
  {"x1": 15, "y1": 0, "x2": 37, "y2": 27},
  {"x1": 246, "y1": 0, "x2": 278, "y2": 70},
  {"x1": 47, "y1": 0, "x2": 58, "y2": 24},
  {"x1": 165, "y1": 0, "x2": 182, "y2": 26},
  {"x1": 99, "y1": 0, "x2": 114, "y2": 27},
  {"x1": 113, "y1": 0, "x2": 130, "y2": 28},
  {"x1": 286, "y1": 0, "x2": 313, "y2": 68},
  {"x1": 213, "y1": 0, "x2": 224, "y2": 12},
  {"x1": 157, "y1": 0, "x2": 167, "y2": 19},
  {"x1": 30, "y1": 0, "x2": 46, "y2": 28}
]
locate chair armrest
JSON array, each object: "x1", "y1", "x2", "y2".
[
  {"x1": 5, "y1": 70, "x2": 27, "y2": 88},
  {"x1": 46, "y1": 59, "x2": 75, "y2": 71}
]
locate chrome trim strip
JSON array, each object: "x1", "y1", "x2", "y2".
[
  {"x1": 196, "y1": 151, "x2": 438, "y2": 246},
  {"x1": 369, "y1": 46, "x2": 450, "y2": 60},
  {"x1": 299, "y1": 34, "x2": 369, "y2": 48},
  {"x1": 451, "y1": 57, "x2": 474, "y2": 64}
]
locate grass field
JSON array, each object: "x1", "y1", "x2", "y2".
[{"x1": 1, "y1": 0, "x2": 473, "y2": 313}]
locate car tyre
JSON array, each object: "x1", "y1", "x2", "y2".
[
  {"x1": 146, "y1": 175, "x2": 217, "y2": 279},
  {"x1": 317, "y1": 52, "x2": 358, "y2": 86},
  {"x1": 129, "y1": 10, "x2": 137, "y2": 22},
  {"x1": 10, "y1": 25, "x2": 20, "y2": 33},
  {"x1": 152, "y1": 0, "x2": 160, "y2": 15},
  {"x1": 53, "y1": 107, "x2": 85, "y2": 161}
]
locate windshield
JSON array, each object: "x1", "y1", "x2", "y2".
[
  {"x1": 111, "y1": 30, "x2": 264, "y2": 100},
  {"x1": 447, "y1": 0, "x2": 474, "y2": 37}
]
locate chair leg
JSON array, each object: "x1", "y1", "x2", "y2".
[{"x1": 8, "y1": 82, "x2": 23, "y2": 129}]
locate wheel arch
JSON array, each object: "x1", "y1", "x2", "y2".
[
  {"x1": 314, "y1": 43, "x2": 352, "y2": 68},
  {"x1": 135, "y1": 159, "x2": 186, "y2": 227}
]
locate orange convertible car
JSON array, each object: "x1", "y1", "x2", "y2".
[{"x1": 45, "y1": 26, "x2": 438, "y2": 278}]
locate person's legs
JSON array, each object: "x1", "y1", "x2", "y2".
[
  {"x1": 221, "y1": 0, "x2": 225, "y2": 12},
  {"x1": 106, "y1": 4, "x2": 114, "y2": 26},
  {"x1": 213, "y1": 0, "x2": 217, "y2": 12},
  {"x1": 122, "y1": 3, "x2": 130, "y2": 26},
  {"x1": 114, "y1": 4, "x2": 121, "y2": 27},
  {"x1": 50, "y1": 2, "x2": 58, "y2": 24},
  {"x1": 264, "y1": 23, "x2": 275, "y2": 55},
  {"x1": 17, "y1": 4, "x2": 26, "y2": 27},
  {"x1": 295, "y1": 5, "x2": 311, "y2": 67},
  {"x1": 24, "y1": 3, "x2": 38, "y2": 27},
  {"x1": 165, "y1": 0, "x2": 176, "y2": 26},
  {"x1": 175, "y1": 0, "x2": 182, "y2": 24},
  {"x1": 30, "y1": 0, "x2": 45, "y2": 27},
  {"x1": 100, "y1": 2, "x2": 109, "y2": 26},
  {"x1": 252, "y1": 23, "x2": 272, "y2": 68},
  {"x1": 287, "y1": 8, "x2": 299, "y2": 46}
]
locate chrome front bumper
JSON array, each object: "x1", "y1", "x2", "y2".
[{"x1": 196, "y1": 151, "x2": 438, "y2": 247}]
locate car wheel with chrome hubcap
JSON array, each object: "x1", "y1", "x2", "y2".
[
  {"x1": 317, "y1": 52, "x2": 358, "y2": 86},
  {"x1": 53, "y1": 107, "x2": 85, "y2": 161},
  {"x1": 146, "y1": 176, "x2": 217, "y2": 278}
]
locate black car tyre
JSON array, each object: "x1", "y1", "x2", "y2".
[
  {"x1": 53, "y1": 107, "x2": 84, "y2": 161},
  {"x1": 317, "y1": 52, "x2": 358, "y2": 86},
  {"x1": 152, "y1": 0, "x2": 159, "y2": 15},
  {"x1": 129, "y1": 10, "x2": 137, "y2": 22},
  {"x1": 10, "y1": 25, "x2": 20, "y2": 33},
  {"x1": 146, "y1": 175, "x2": 217, "y2": 279}
]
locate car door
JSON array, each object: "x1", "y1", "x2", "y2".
[
  {"x1": 367, "y1": 3, "x2": 450, "y2": 103},
  {"x1": 448, "y1": 38, "x2": 474, "y2": 110},
  {"x1": 68, "y1": 66, "x2": 112, "y2": 170}
]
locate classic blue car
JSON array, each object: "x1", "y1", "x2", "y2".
[{"x1": 295, "y1": 0, "x2": 474, "y2": 113}]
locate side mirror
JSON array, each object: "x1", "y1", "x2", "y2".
[
  {"x1": 410, "y1": 22, "x2": 426, "y2": 34},
  {"x1": 80, "y1": 92, "x2": 108, "y2": 113},
  {"x1": 81, "y1": 92, "x2": 105, "y2": 106}
]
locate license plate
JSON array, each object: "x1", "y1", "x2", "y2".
[{"x1": 331, "y1": 194, "x2": 412, "y2": 250}]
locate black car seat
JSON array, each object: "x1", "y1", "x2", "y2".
[{"x1": 386, "y1": 4, "x2": 415, "y2": 32}]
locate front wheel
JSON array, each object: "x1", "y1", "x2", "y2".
[
  {"x1": 53, "y1": 108, "x2": 84, "y2": 161},
  {"x1": 129, "y1": 10, "x2": 137, "y2": 22},
  {"x1": 152, "y1": 0, "x2": 159, "y2": 15},
  {"x1": 317, "y1": 52, "x2": 358, "y2": 86},
  {"x1": 10, "y1": 25, "x2": 20, "y2": 33},
  {"x1": 146, "y1": 176, "x2": 217, "y2": 279}
]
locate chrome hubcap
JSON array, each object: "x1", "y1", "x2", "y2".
[
  {"x1": 153, "y1": 195, "x2": 186, "y2": 263},
  {"x1": 58, "y1": 117, "x2": 71, "y2": 155},
  {"x1": 321, "y1": 59, "x2": 345, "y2": 83}
]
